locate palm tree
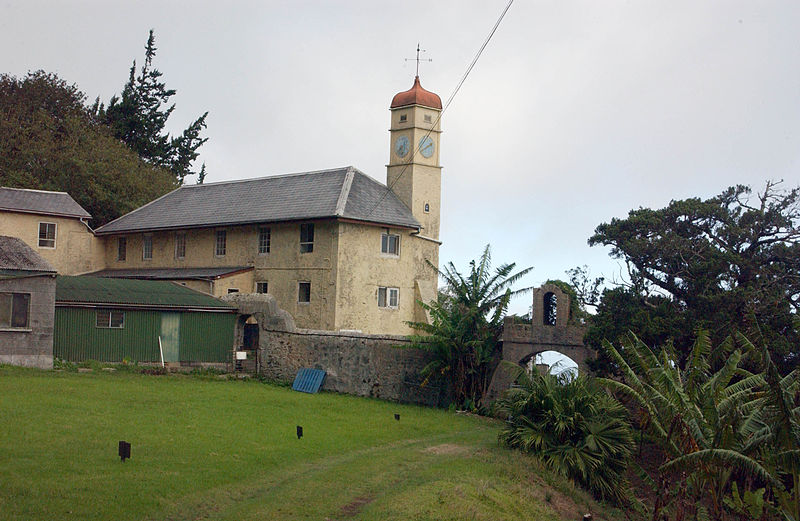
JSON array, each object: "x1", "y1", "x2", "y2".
[
  {"x1": 495, "y1": 366, "x2": 635, "y2": 504},
  {"x1": 407, "y1": 245, "x2": 532, "y2": 409}
]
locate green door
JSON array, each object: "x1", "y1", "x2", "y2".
[{"x1": 160, "y1": 313, "x2": 180, "y2": 363}]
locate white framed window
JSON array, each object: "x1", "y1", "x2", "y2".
[
  {"x1": 117, "y1": 237, "x2": 127, "y2": 262},
  {"x1": 175, "y1": 233, "x2": 186, "y2": 259},
  {"x1": 298, "y1": 281, "x2": 311, "y2": 303},
  {"x1": 0, "y1": 292, "x2": 30, "y2": 328},
  {"x1": 256, "y1": 282, "x2": 268, "y2": 294},
  {"x1": 142, "y1": 234, "x2": 153, "y2": 260},
  {"x1": 258, "y1": 227, "x2": 271, "y2": 254},
  {"x1": 96, "y1": 310, "x2": 124, "y2": 329},
  {"x1": 381, "y1": 230, "x2": 399, "y2": 256},
  {"x1": 215, "y1": 230, "x2": 226, "y2": 256},
  {"x1": 38, "y1": 222, "x2": 56, "y2": 248},
  {"x1": 378, "y1": 287, "x2": 399, "y2": 309},
  {"x1": 300, "y1": 223, "x2": 314, "y2": 253}
]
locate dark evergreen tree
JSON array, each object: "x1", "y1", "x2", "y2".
[
  {"x1": 0, "y1": 71, "x2": 176, "y2": 225},
  {"x1": 588, "y1": 182, "x2": 800, "y2": 371},
  {"x1": 97, "y1": 30, "x2": 208, "y2": 184}
]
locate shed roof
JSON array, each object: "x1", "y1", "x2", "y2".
[
  {"x1": 55, "y1": 276, "x2": 236, "y2": 311},
  {"x1": 0, "y1": 187, "x2": 91, "y2": 219},
  {"x1": 0, "y1": 235, "x2": 57, "y2": 275},
  {"x1": 87, "y1": 266, "x2": 252, "y2": 281},
  {"x1": 94, "y1": 166, "x2": 419, "y2": 235}
]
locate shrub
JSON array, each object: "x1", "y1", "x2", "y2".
[{"x1": 495, "y1": 366, "x2": 634, "y2": 504}]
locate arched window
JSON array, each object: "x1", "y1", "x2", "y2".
[{"x1": 543, "y1": 292, "x2": 557, "y2": 326}]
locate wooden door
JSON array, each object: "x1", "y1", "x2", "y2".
[{"x1": 160, "y1": 313, "x2": 180, "y2": 363}]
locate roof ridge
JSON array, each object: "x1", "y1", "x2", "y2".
[
  {"x1": 181, "y1": 166, "x2": 353, "y2": 188},
  {"x1": 0, "y1": 186, "x2": 70, "y2": 195},
  {"x1": 335, "y1": 167, "x2": 356, "y2": 216}
]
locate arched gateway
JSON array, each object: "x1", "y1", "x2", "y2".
[{"x1": 485, "y1": 284, "x2": 594, "y2": 402}]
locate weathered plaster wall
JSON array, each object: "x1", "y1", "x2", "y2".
[
  {"x1": 334, "y1": 222, "x2": 438, "y2": 335},
  {"x1": 212, "y1": 271, "x2": 255, "y2": 297},
  {"x1": 0, "y1": 275, "x2": 56, "y2": 369},
  {"x1": 387, "y1": 104, "x2": 442, "y2": 240},
  {"x1": 101, "y1": 220, "x2": 337, "y2": 329},
  {"x1": 225, "y1": 294, "x2": 444, "y2": 406},
  {"x1": 0, "y1": 211, "x2": 102, "y2": 275}
]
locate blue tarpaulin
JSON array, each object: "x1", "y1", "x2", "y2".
[{"x1": 292, "y1": 368, "x2": 326, "y2": 393}]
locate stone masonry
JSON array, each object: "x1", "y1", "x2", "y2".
[
  {"x1": 224, "y1": 293, "x2": 444, "y2": 406},
  {"x1": 485, "y1": 284, "x2": 594, "y2": 402}
]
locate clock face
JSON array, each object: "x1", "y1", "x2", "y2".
[
  {"x1": 419, "y1": 136, "x2": 435, "y2": 158},
  {"x1": 394, "y1": 136, "x2": 410, "y2": 158}
]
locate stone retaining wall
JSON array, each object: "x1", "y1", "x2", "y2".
[{"x1": 224, "y1": 294, "x2": 445, "y2": 406}]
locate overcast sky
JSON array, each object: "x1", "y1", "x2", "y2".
[{"x1": 3, "y1": 0, "x2": 799, "y2": 316}]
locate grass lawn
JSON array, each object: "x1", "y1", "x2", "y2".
[{"x1": 0, "y1": 365, "x2": 624, "y2": 521}]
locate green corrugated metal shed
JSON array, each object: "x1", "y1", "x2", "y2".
[{"x1": 54, "y1": 276, "x2": 237, "y2": 363}]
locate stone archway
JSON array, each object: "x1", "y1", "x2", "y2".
[
  {"x1": 485, "y1": 284, "x2": 594, "y2": 402},
  {"x1": 223, "y1": 293, "x2": 296, "y2": 374}
]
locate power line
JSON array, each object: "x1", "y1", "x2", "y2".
[{"x1": 367, "y1": 0, "x2": 515, "y2": 219}]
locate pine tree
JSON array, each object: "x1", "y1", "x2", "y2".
[{"x1": 98, "y1": 30, "x2": 208, "y2": 184}]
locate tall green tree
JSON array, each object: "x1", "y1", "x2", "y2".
[
  {"x1": 97, "y1": 30, "x2": 208, "y2": 184},
  {"x1": 0, "y1": 71, "x2": 176, "y2": 225},
  {"x1": 407, "y1": 245, "x2": 533, "y2": 409},
  {"x1": 589, "y1": 182, "x2": 800, "y2": 371}
]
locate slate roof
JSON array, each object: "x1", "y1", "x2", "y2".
[
  {"x1": 55, "y1": 276, "x2": 236, "y2": 311},
  {"x1": 93, "y1": 167, "x2": 419, "y2": 235},
  {"x1": 0, "y1": 235, "x2": 57, "y2": 274},
  {"x1": 0, "y1": 187, "x2": 91, "y2": 219},
  {"x1": 88, "y1": 266, "x2": 252, "y2": 281}
]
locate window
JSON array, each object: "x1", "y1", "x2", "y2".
[
  {"x1": 298, "y1": 282, "x2": 311, "y2": 303},
  {"x1": 215, "y1": 230, "x2": 226, "y2": 256},
  {"x1": 142, "y1": 234, "x2": 153, "y2": 260},
  {"x1": 175, "y1": 233, "x2": 186, "y2": 259},
  {"x1": 96, "y1": 310, "x2": 124, "y2": 329},
  {"x1": 300, "y1": 223, "x2": 314, "y2": 253},
  {"x1": 0, "y1": 293, "x2": 30, "y2": 328},
  {"x1": 227, "y1": 288, "x2": 239, "y2": 294},
  {"x1": 399, "y1": 114, "x2": 407, "y2": 122},
  {"x1": 424, "y1": 114, "x2": 432, "y2": 123},
  {"x1": 256, "y1": 282, "x2": 268, "y2": 294},
  {"x1": 258, "y1": 227, "x2": 271, "y2": 254},
  {"x1": 543, "y1": 292, "x2": 558, "y2": 326},
  {"x1": 381, "y1": 231, "x2": 399, "y2": 256},
  {"x1": 424, "y1": 203, "x2": 430, "y2": 213},
  {"x1": 38, "y1": 222, "x2": 56, "y2": 248},
  {"x1": 378, "y1": 287, "x2": 399, "y2": 309},
  {"x1": 117, "y1": 237, "x2": 127, "y2": 261}
]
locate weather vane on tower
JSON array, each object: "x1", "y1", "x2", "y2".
[{"x1": 405, "y1": 43, "x2": 432, "y2": 77}]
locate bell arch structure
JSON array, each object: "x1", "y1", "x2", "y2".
[{"x1": 486, "y1": 284, "x2": 594, "y2": 402}]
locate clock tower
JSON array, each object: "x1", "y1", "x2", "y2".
[{"x1": 387, "y1": 76, "x2": 442, "y2": 240}]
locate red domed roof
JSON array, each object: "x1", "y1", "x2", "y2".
[{"x1": 390, "y1": 76, "x2": 442, "y2": 109}]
